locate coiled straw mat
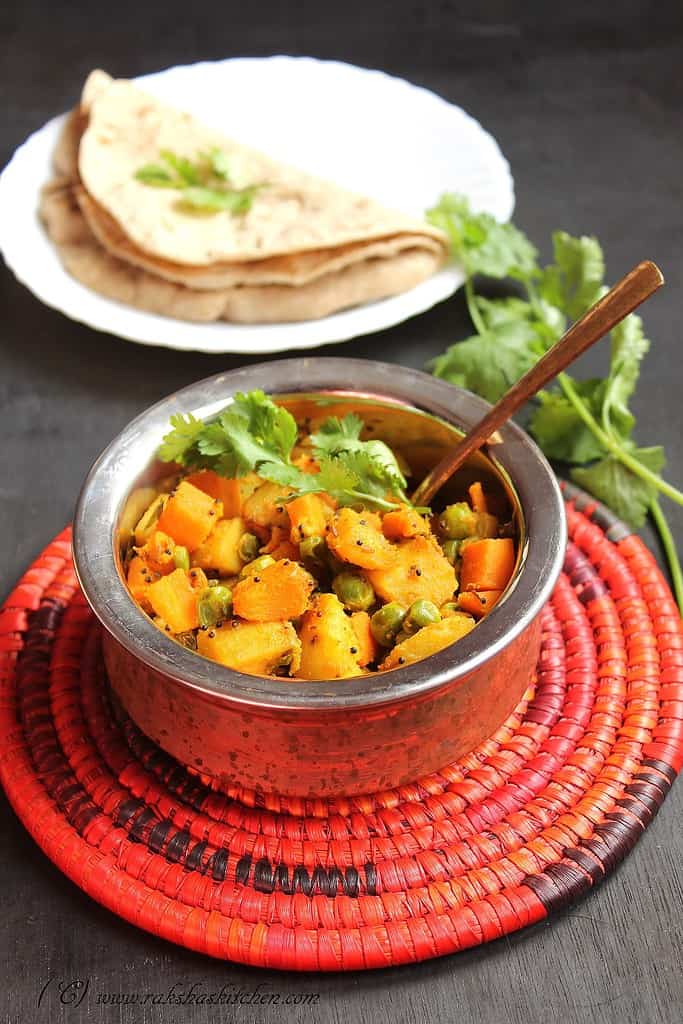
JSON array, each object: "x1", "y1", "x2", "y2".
[{"x1": 1, "y1": 483, "x2": 681, "y2": 970}]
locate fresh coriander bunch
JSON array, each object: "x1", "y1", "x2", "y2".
[
  {"x1": 159, "y1": 390, "x2": 419, "y2": 512},
  {"x1": 427, "y1": 194, "x2": 683, "y2": 612}
]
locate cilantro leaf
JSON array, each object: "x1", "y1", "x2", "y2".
[
  {"x1": 311, "y1": 414, "x2": 408, "y2": 497},
  {"x1": 232, "y1": 390, "x2": 298, "y2": 461},
  {"x1": 196, "y1": 417, "x2": 254, "y2": 477},
  {"x1": 425, "y1": 192, "x2": 471, "y2": 253},
  {"x1": 336, "y1": 449, "x2": 404, "y2": 500},
  {"x1": 191, "y1": 419, "x2": 232, "y2": 458},
  {"x1": 528, "y1": 381, "x2": 607, "y2": 463},
  {"x1": 539, "y1": 232, "x2": 606, "y2": 320},
  {"x1": 602, "y1": 313, "x2": 650, "y2": 440},
  {"x1": 198, "y1": 391, "x2": 298, "y2": 477},
  {"x1": 358, "y1": 441, "x2": 408, "y2": 492},
  {"x1": 430, "y1": 321, "x2": 543, "y2": 404},
  {"x1": 471, "y1": 218, "x2": 538, "y2": 280},
  {"x1": 474, "y1": 296, "x2": 536, "y2": 329},
  {"x1": 311, "y1": 413, "x2": 364, "y2": 449},
  {"x1": 205, "y1": 147, "x2": 231, "y2": 179},
  {"x1": 571, "y1": 446, "x2": 666, "y2": 528},
  {"x1": 252, "y1": 460, "x2": 308, "y2": 489},
  {"x1": 180, "y1": 185, "x2": 260, "y2": 215},
  {"x1": 158, "y1": 413, "x2": 205, "y2": 463},
  {"x1": 159, "y1": 149, "x2": 201, "y2": 186},
  {"x1": 427, "y1": 193, "x2": 538, "y2": 280},
  {"x1": 293, "y1": 459, "x2": 362, "y2": 503},
  {"x1": 476, "y1": 295, "x2": 564, "y2": 351},
  {"x1": 160, "y1": 391, "x2": 298, "y2": 479},
  {"x1": 134, "y1": 163, "x2": 179, "y2": 187},
  {"x1": 533, "y1": 297, "x2": 567, "y2": 346},
  {"x1": 292, "y1": 456, "x2": 407, "y2": 511}
]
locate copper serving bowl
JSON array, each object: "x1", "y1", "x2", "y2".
[{"x1": 73, "y1": 358, "x2": 566, "y2": 798}]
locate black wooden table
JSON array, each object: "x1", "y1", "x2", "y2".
[{"x1": 1, "y1": 4, "x2": 681, "y2": 1022}]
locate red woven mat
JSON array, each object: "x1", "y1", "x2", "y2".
[{"x1": 1, "y1": 484, "x2": 681, "y2": 970}]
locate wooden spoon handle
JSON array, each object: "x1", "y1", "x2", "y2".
[{"x1": 412, "y1": 260, "x2": 664, "y2": 507}]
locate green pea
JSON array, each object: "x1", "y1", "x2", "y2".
[
  {"x1": 332, "y1": 572, "x2": 376, "y2": 612},
  {"x1": 238, "y1": 532, "x2": 261, "y2": 564},
  {"x1": 173, "y1": 545, "x2": 190, "y2": 571},
  {"x1": 299, "y1": 534, "x2": 328, "y2": 569},
  {"x1": 441, "y1": 538, "x2": 461, "y2": 565},
  {"x1": 439, "y1": 502, "x2": 479, "y2": 540},
  {"x1": 370, "y1": 602, "x2": 407, "y2": 646},
  {"x1": 239, "y1": 554, "x2": 275, "y2": 578},
  {"x1": 198, "y1": 585, "x2": 233, "y2": 627},
  {"x1": 406, "y1": 599, "x2": 441, "y2": 631},
  {"x1": 198, "y1": 596, "x2": 217, "y2": 628}
]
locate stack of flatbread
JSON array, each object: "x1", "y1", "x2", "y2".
[{"x1": 39, "y1": 70, "x2": 448, "y2": 323}]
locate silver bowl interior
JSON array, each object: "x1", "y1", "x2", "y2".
[{"x1": 72, "y1": 358, "x2": 566, "y2": 710}]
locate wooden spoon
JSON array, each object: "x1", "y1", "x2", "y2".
[{"x1": 411, "y1": 260, "x2": 664, "y2": 507}]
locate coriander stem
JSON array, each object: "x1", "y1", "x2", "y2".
[
  {"x1": 526, "y1": 279, "x2": 543, "y2": 315},
  {"x1": 558, "y1": 372, "x2": 683, "y2": 508},
  {"x1": 649, "y1": 498, "x2": 683, "y2": 615},
  {"x1": 609, "y1": 443, "x2": 683, "y2": 505},
  {"x1": 464, "y1": 278, "x2": 488, "y2": 336},
  {"x1": 557, "y1": 372, "x2": 612, "y2": 446}
]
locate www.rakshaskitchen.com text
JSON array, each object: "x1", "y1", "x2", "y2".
[{"x1": 38, "y1": 978, "x2": 321, "y2": 1009}]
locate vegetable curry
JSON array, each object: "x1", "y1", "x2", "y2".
[{"x1": 122, "y1": 391, "x2": 517, "y2": 679}]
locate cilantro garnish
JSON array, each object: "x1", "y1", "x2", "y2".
[
  {"x1": 310, "y1": 414, "x2": 408, "y2": 499},
  {"x1": 158, "y1": 391, "x2": 417, "y2": 512},
  {"x1": 427, "y1": 193, "x2": 682, "y2": 613},
  {"x1": 134, "y1": 148, "x2": 264, "y2": 216}
]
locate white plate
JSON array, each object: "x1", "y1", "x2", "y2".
[{"x1": 0, "y1": 56, "x2": 514, "y2": 355}]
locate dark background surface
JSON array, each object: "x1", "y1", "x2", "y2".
[{"x1": 1, "y1": 3, "x2": 681, "y2": 1023}]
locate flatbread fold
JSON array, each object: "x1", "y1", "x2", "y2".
[{"x1": 40, "y1": 70, "x2": 448, "y2": 323}]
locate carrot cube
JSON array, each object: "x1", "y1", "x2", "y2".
[
  {"x1": 460, "y1": 538, "x2": 515, "y2": 593},
  {"x1": 350, "y1": 611, "x2": 379, "y2": 667},
  {"x1": 457, "y1": 589, "x2": 503, "y2": 618}
]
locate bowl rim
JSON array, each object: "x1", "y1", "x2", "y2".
[{"x1": 73, "y1": 357, "x2": 566, "y2": 711}]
